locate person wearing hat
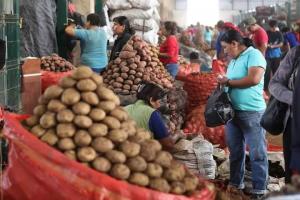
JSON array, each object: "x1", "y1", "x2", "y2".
[{"x1": 245, "y1": 17, "x2": 268, "y2": 56}]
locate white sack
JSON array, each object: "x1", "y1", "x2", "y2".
[
  {"x1": 106, "y1": 0, "x2": 132, "y2": 10},
  {"x1": 128, "y1": 0, "x2": 159, "y2": 10}
]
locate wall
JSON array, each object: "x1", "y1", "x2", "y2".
[
  {"x1": 73, "y1": 0, "x2": 94, "y2": 16},
  {"x1": 159, "y1": 0, "x2": 188, "y2": 27}
]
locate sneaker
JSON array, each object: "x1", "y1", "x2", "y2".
[{"x1": 250, "y1": 194, "x2": 264, "y2": 200}]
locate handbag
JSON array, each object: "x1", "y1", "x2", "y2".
[
  {"x1": 260, "y1": 46, "x2": 300, "y2": 135},
  {"x1": 204, "y1": 85, "x2": 234, "y2": 127}
]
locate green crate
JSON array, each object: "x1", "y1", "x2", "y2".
[
  {"x1": 0, "y1": 70, "x2": 5, "y2": 92},
  {"x1": 0, "y1": 91, "x2": 5, "y2": 106},
  {"x1": 6, "y1": 66, "x2": 20, "y2": 89},
  {"x1": 6, "y1": 41, "x2": 19, "y2": 62},
  {"x1": 5, "y1": 16, "x2": 18, "y2": 41},
  {"x1": 6, "y1": 86, "x2": 20, "y2": 110}
]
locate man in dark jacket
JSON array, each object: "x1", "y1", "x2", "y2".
[{"x1": 269, "y1": 46, "x2": 300, "y2": 183}]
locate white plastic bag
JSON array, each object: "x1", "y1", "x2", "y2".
[
  {"x1": 106, "y1": 0, "x2": 132, "y2": 10},
  {"x1": 135, "y1": 30, "x2": 158, "y2": 45},
  {"x1": 110, "y1": 8, "x2": 154, "y2": 20},
  {"x1": 128, "y1": 0, "x2": 159, "y2": 10}
]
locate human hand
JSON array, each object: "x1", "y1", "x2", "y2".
[{"x1": 217, "y1": 74, "x2": 229, "y2": 85}]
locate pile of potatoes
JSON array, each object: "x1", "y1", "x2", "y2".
[
  {"x1": 41, "y1": 54, "x2": 74, "y2": 72},
  {"x1": 103, "y1": 36, "x2": 173, "y2": 95},
  {"x1": 23, "y1": 66, "x2": 200, "y2": 195}
]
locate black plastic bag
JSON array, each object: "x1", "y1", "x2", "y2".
[{"x1": 204, "y1": 85, "x2": 234, "y2": 127}]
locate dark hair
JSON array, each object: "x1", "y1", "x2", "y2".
[
  {"x1": 189, "y1": 52, "x2": 199, "y2": 60},
  {"x1": 87, "y1": 13, "x2": 101, "y2": 26},
  {"x1": 221, "y1": 29, "x2": 253, "y2": 47},
  {"x1": 113, "y1": 16, "x2": 135, "y2": 35},
  {"x1": 164, "y1": 21, "x2": 177, "y2": 35},
  {"x1": 217, "y1": 20, "x2": 224, "y2": 29},
  {"x1": 137, "y1": 82, "x2": 166, "y2": 105},
  {"x1": 268, "y1": 19, "x2": 278, "y2": 28},
  {"x1": 281, "y1": 26, "x2": 290, "y2": 33}
]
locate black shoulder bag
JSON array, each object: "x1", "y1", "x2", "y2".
[
  {"x1": 204, "y1": 84, "x2": 234, "y2": 127},
  {"x1": 260, "y1": 46, "x2": 300, "y2": 135}
]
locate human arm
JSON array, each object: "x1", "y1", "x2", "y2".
[
  {"x1": 269, "y1": 48, "x2": 297, "y2": 105},
  {"x1": 65, "y1": 23, "x2": 76, "y2": 37},
  {"x1": 148, "y1": 111, "x2": 175, "y2": 152}
]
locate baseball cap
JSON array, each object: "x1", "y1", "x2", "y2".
[{"x1": 244, "y1": 17, "x2": 257, "y2": 26}]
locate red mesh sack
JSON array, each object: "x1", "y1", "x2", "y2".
[
  {"x1": 41, "y1": 70, "x2": 73, "y2": 93},
  {"x1": 184, "y1": 105, "x2": 226, "y2": 148},
  {"x1": 1, "y1": 112, "x2": 216, "y2": 200},
  {"x1": 212, "y1": 60, "x2": 226, "y2": 75}
]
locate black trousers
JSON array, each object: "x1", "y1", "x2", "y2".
[
  {"x1": 283, "y1": 118, "x2": 292, "y2": 183},
  {"x1": 264, "y1": 58, "x2": 281, "y2": 91}
]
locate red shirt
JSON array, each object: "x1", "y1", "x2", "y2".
[
  {"x1": 159, "y1": 35, "x2": 179, "y2": 65},
  {"x1": 252, "y1": 27, "x2": 268, "y2": 48}
]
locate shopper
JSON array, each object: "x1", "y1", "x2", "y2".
[
  {"x1": 218, "y1": 29, "x2": 268, "y2": 199},
  {"x1": 265, "y1": 20, "x2": 284, "y2": 91},
  {"x1": 282, "y1": 26, "x2": 299, "y2": 50},
  {"x1": 159, "y1": 21, "x2": 179, "y2": 78},
  {"x1": 110, "y1": 16, "x2": 134, "y2": 61},
  {"x1": 125, "y1": 82, "x2": 175, "y2": 151},
  {"x1": 65, "y1": 13, "x2": 108, "y2": 73},
  {"x1": 189, "y1": 52, "x2": 201, "y2": 73},
  {"x1": 269, "y1": 46, "x2": 300, "y2": 183},
  {"x1": 245, "y1": 17, "x2": 268, "y2": 56},
  {"x1": 204, "y1": 26, "x2": 212, "y2": 46},
  {"x1": 215, "y1": 20, "x2": 225, "y2": 59}
]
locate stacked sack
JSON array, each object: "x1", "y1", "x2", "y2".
[
  {"x1": 22, "y1": 66, "x2": 201, "y2": 195},
  {"x1": 106, "y1": 0, "x2": 160, "y2": 44},
  {"x1": 102, "y1": 35, "x2": 173, "y2": 95},
  {"x1": 184, "y1": 105, "x2": 226, "y2": 148}
]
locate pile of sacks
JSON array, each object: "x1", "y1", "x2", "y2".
[{"x1": 106, "y1": 0, "x2": 160, "y2": 44}]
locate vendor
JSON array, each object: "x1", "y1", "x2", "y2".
[
  {"x1": 65, "y1": 13, "x2": 108, "y2": 73},
  {"x1": 109, "y1": 16, "x2": 134, "y2": 61},
  {"x1": 159, "y1": 21, "x2": 179, "y2": 78},
  {"x1": 125, "y1": 82, "x2": 175, "y2": 151}
]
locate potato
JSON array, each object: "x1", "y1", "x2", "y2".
[
  {"x1": 155, "y1": 151, "x2": 173, "y2": 168},
  {"x1": 123, "y1": 44, "x2": 134, "y2": 51},
  {"x1": 72, "y1": 102, "x2": 91, "y2": 115},
  {"x1": 74, "y1": 115, "x2": 93, "y2": 128},
  {"x1": 77, "y1": 147, "x2": 97, "y2": 162},
  {"x1": 56, "y1": 123, "x2": 76, "y2": 138},
  {"x1": 123, "y1": 84, "x2": 131, "y2": 90},
  {"x1": 76, "y1": 79, "x2": 97, "y2": 92},
  {"x1": 114, "y1": 57, "x2": 122, "y2": 64},
  {"x1": 129, "y1": 63, "x2": 138, "y2": 70},
  {"x1": 124, "y1": 80, "x2": 133, "y2": 85},
  {"x1": 38, "y1": 96, "x2": 50, "y2": 105},
  {"x1": 127, "y1": 156, "x2": 147, "y2": 172},
  {"x1": 61, "y1": 88, "x2": 81, "y2": 105},
  {"x1": 183, "y1": 176, "x2": 199, "y2": 192},
  {"x1": 96, "y1": 86, "x2": 119, "y2": 105},
  {"x1": 92, "y1": 137, "x2": 114, "y2": 153},
  {"x1": 121, "y1": 90, "x2": 130, "y2": 95},
  {"x1": 33, "y1": 105, "x2": 47, "y2": 116},
  {"x1": 44, "y1": 85, "x2": 64, "y2": 99},
  {"x1": 140, "y1": 140, "x2": 162, "y2": 162},
  {"x1": 89, "y1": 108, "x2": 106, "y2": 121},
  {"x1": 171, "y1": 182, "x2": 186, "y2": 195},
  {"x1": 81, "y1": 92, "x2": 99, "y2": 105},
  {"x1": 112, "y1": 82, "x2": 123, "y2": 88},
  {"x1": 112, "y1": 73, "x2": 120, "y2": 79},
  {"x1": 92, "y1": 157, "x2": 112, "y2": 173},
  {"x1": 163, "y1": 162, "x2": 186, "y2": 182},
  {"x1": 116, "y1": 77, "x2": 124, "y2": 83},
  {"x1": 110, "y1": 164, "x2": 130, "y2": 180},
  {"x1": 57, "y1": 109, "x2": 74, "y2": 123},
  {"x1": 120, "y1": 66, "x2": 130, "y2": 73},
  {"x1": 128, "y1": 75, "x2": 135, "y2": 80},
  {"x1": 105, "y1": 150, "x2": 126, "y2": 163},
  {"x1": 146, "y1": 163, "x2": 163, "y2": 178},
  {"x1": 97, "y1": 101, "x2": 116, "y2": 112},
  {"x1": 131, "y1": 85, "x2": 139, "y2": 91},
  {"x1": 91, "y1": 74, "x2": 103, "y2": 85},
  {"x1": 129, "y1": 173, "x2": 149, "y2": 187},
  {"x1": 40, "y1": 129, "x2": 58, "y2": 146},
  {"x1": 149, "y1": 178, "x2": 171, "y2": 193},
  {"x1": 25, "y1": 115, "x2": 39, "y2": 127},
  {"x1": 58, "y1": 138, "x2": 76, "y2": 150},
  {"x1": 121, "y1": 121, "x2": 136, "y2": 137},
  {"x1": 136, "y1": 67, "x2": 144, "y2": 73},
  {"x1": 135, "y1": 72, "x2": 143, "y2": 78},
  {"x1": 31, "y1": 125, "x2": 46, "y2": 137},
  {"x1": 120, "y1": 141, "x2": 140, "y2": 157},
  {"x1": 121, "y1": 73, "x2": 128, "y2": 79},
  {"x1": 74, "y1": 130, "x2": 92, "y2": 147},
  {"x1": 47, "y1": 99, "x2": 66, "y2": 112},
  {"x1": 114, "y1": 88, "x2": 122, "y2": 93},
  {"x1": 127, "y1": 58, "x2": 135, "y2": 64},
  {"x1": 102, "y1": 116, "x2": 121, "y2": 130},
  {"x1": 134, "y1": 78, "x2": 142, "y2": 85},
  {"x1": 40, "y1": 112, "x2": 56, "y2": 129},
  {"x1": 64, "y1": 150, "x2": 77, "y2": 160},
  {"x1": 128, "y1": 129, "x2": 151, "y2": 144},
  {"x1": 71, "y1": 66, "x2": 93, "y2": 80},
  {"x1": 88, "y1": 123, "x2": 108, "y2": 137},
  {"x1": 59, "y1": 76, "x2": 77, "y2": 88},
  {"x1": 108, "y1": 129, "x2": 128, "y2": 143}
]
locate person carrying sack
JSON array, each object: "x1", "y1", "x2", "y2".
[{"x1": 269, "y1": 46, "x2": 300, "y2": 183}]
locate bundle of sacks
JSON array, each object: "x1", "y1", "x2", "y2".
[
  {"x1": 23, "y1": 66, "x2": 201, "y2": 195},
  {"x1": 106, "y1": 0, "x2": 160, "y2": 44}
]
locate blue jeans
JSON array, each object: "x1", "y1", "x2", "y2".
[
  {"x1": 166, "y1": 63, "x2": 179, "y2": 78},
  {"x1": 225, "y1": 110, "x2": 268, "y2": 195},
  {"x1": 91, "y1": 67, "x2": 105, "y2": 74}
]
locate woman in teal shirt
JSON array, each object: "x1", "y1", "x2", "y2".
[
  {"x1": 217, "y1": 30, "x2": 268, "y2": 199},
  {"x1": 65, "y1": 13, "x2": 108, "y2": 73}
]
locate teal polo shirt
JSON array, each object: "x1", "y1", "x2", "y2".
[
  {"x1": 227, "y1": 46, "x2": 267, "y2": 111},
  {"x1": 75, "y1": 28, "x2": 108, "y2": 70}
]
